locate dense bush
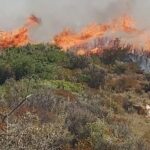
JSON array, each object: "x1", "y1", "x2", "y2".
[
  {"x1": 66, "y1": 103, "x2": 96, "y2": 136},
  {"x1": 84, "y1": 65, "x2": 106, "y2": 88},
  {"x1": 0, "y1": 44, "x2": 67, "y2": 83},
  {"x1": 12, "y1": 55, "x2": 36, "y2": 80},
  {"x1": 66, "y1": 53, "x2": 91, "y2": 69},
  {"x1": 0, "y1": 61, "x2": 14, "y2": 84},
  {"x1": 100, "y1": 46, "x2": 129, "y2": 65},
  {"x1": 88, "y1": 119, "x2": 112, "y2": 150}
]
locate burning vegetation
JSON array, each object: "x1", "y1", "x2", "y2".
[
  {"x1": 1, "y1": 14, "x2": 150, "y2": 56},
  {"x1": 0, "y1": 15, "x2": 40, "y2": 49},
  {"x1": 53, "y1": 15, "x2": 138, "y2": 54}
]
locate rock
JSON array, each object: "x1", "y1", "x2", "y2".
[
  {"x1": 146, "y1": 104, "x2": 150, "y2": 117},
  {"x1": 133, "y1": 104, "x2": 147, "y2": 115}
]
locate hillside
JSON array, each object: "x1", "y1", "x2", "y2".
[{"x1": 0, "y1": 44, "x2": 150, "y2": 150}]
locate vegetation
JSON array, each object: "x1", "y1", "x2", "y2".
[{"x1": 0, "y1": 44, "x2": 150, "y2": 150}]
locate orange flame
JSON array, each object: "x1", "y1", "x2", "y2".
[
  {"x1": 0, "y1": 15, "x2": 40, "y2": 49},
  {"x1": 1, "y1": 14, "x2": 150, "y2": 56},
  {"x1": 53, "y1": 15, "x2": 150, "y2": 55}
]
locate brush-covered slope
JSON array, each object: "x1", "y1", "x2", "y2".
[{"x1": 0, "y1": 44, "x2": 150, "y2": 150}]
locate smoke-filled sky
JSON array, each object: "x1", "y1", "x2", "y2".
[{"x1": 0, "y1": 0, "x2": 150, "y2": 41}]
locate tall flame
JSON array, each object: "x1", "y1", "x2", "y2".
[
  {"x1": 1, "y1": 14, "x2": 150, "y2": 55},
  {"x1": 53, "y1": 15, "x2": 136, "y2": 52},
  {"x1": 0, "y1": 15, "x2": 40, "y2": 49},
  {"x1": 53, "y1": 15, "x2": 150, "y2": 55}
]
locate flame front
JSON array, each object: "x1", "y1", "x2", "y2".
[
  {"x1": 0, "y1": 15, "x2": 40, "y2": 49},
  {"x1": 53, "y1": 15, "x2": 150, "y2": 55},
  {"x1": 1, "y1": 14, "x2": 150, "y2": 55}
]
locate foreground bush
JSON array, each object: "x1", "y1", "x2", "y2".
[
  {"x1": 0, "y1": 44, "x2": 67, "y2": 83},
  {"x1": 0, "y1": 113, "x2": 69, "y2": 150}
]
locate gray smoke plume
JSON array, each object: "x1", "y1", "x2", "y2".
[{"x1": 0, "y1": 0, "x2": 149, "y2": 41}]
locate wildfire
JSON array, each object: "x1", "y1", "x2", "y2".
[
  {"x1": 53, "y1": 15, "x2": 136, "y2": 53},
  {"x1": 0, "y1": 15, "x2": 40, "y2": 49},
  {"x1": 53, "y1": 15, "x2": 150, "y2": 55},
  {"x1": 1, "y1": 14, "x2": 150, "y2": 55}
]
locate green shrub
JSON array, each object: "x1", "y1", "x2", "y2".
[
  {"x1": 37, "y1": 64, "x2": 61, "y2": 80},
  {"x1": 84, "y1": 65, "x2": 106, "y2": 89},
  {"x1": 66, "y1": 53, "x2": 91, "y2": 69},
  {"x1": 88, "y1": 120, "x2": 113, "y2": 150},
  {"x1": 12, "y1": 56, "x2": 36, "y2": 80},
  {"x1": 0, "y1": 61, "x2": 14, "y2": 84},
  {"x1": 0, "y1": 44, "x2": 68, "y2": 82},
  {"x1": 42, "y1": 80, "x2": 84, "y2": 93}
]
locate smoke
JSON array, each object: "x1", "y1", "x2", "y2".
[{"x1": 0, "y1": 0, "x2": 149, "y2": 41}]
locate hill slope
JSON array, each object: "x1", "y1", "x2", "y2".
[{"x1": 0, "y1": 44, "x2": 150, "y2": 150}]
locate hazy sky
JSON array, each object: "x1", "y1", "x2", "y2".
[{"x1": 0, "y1": 0, "x2": 149, "y2": 41}]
